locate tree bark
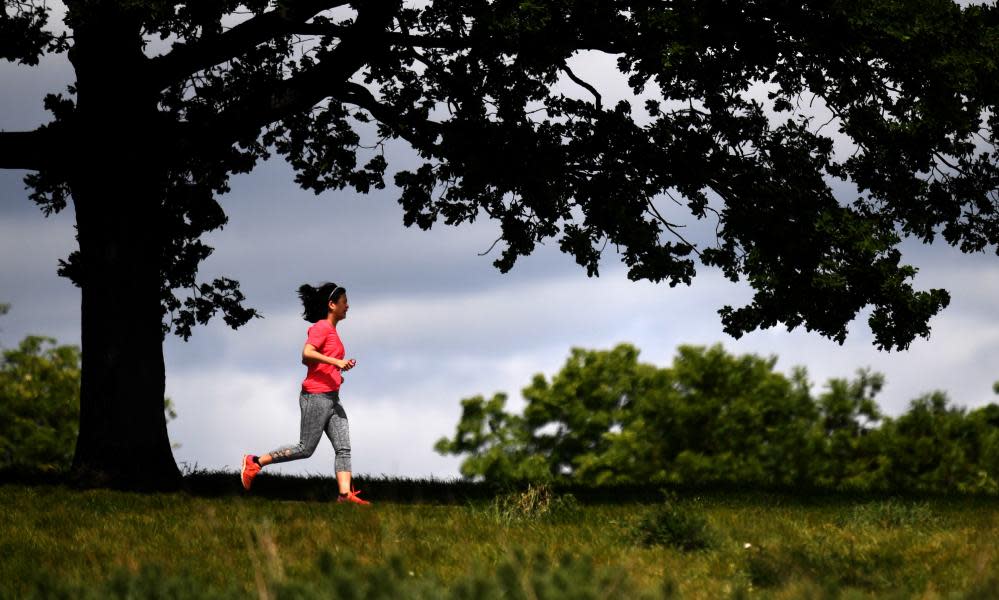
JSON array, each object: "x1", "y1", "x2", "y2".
[
  {"x1": 68, "y1": 172, "x2": 181, "y2": 491},
  {"x1": 64, "y1": 7, "x2": 181, "y2": 490}
]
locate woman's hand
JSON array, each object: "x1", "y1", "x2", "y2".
[{"x1": 333, "y1": 358, "x2": 356, "y2": 370}]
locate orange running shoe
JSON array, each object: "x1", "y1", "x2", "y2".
[
  {"x1": 241, "y1": 454, "x2": 261, "y2": 490},
  {"x1": 337, "y1": 486, "x2": 372, "y2": 505}
]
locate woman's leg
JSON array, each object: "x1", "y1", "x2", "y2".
[
  {"x1": 324, "y1": 395, "x2": 352, "y2": 494},
  {"x1": 263, "y1": 391, "x2": 334, "y2": 465}
]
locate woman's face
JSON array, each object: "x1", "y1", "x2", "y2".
[{"x1": 328, "y1": 294, "x2": 349, "y2": 320}]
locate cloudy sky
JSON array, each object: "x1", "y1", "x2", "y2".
[{"x1": 2, "y1": 3, "x2": 998, "y2": 481}]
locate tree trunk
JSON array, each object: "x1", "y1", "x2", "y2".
[
  {"x1": 68, "y1": 175, "x2": 181, "y2": 491},
  {"x1": 65, "y1": 8, "x2": 181, "y2": 490}
]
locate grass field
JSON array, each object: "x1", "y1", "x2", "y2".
[{"x1": 2, "y1": 470, "x2": 998, "y2": 599}]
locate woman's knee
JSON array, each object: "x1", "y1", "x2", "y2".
[{"x1": 270, "y1": 442, "x2": 318, "y2": 462}]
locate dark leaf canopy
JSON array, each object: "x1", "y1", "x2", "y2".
[
  {"x1": 5, "y1": 0, "x2": 998, "y2": 348},
  {"x1": 0, "y1": 1, "x2": 68, "y2": 65}
]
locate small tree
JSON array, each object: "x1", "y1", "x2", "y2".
[
  {"x1": 805, "y1": 370, "x2": 888, "y2": 490},
  {"x1": 435, "y1": 343, "x2": 821, "y2": 486},
  {"x1": 0, "y1": 306, "x2": 179, "y2": 472},
  {"x1": 0, "y1": 335, "x2": 81, "y2": 472},
  {"x1": 631, "y1": 345, "x2": 818, "y2": 487},
  {"x1": 433, "y1": 393, "x2": 550, "y2": 483},
  {"x1": 881, "y1": 392, "x2": 996, "y2": 493}
]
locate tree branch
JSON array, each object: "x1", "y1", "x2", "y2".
[
  {"x1": 646, "y1": 199, "x2": 702, "y2": 258},
  {"x1": 151, "y1": 0, "x2": 624, "y2": 95},
  {"x1": 561, "y1": 61, "x2": 602, "y2": 111},
  {"x1": 289, "y1": 23, "x2": 622, "y2": 54},
  {"x1": 0, "y1": 129, "x2": 52, "y2": 171},
  {"x1": 147, "y1": 0, "x2": 352, "y2": 92},
  {"x1": 185, "y1": 3, "x2": 399, "y2": 150},
  {"x1": 332, "y1": 82, "x2": 443, "y2": 151},
  {"x1": 291, "y1": 24, "x2": 472, "y2": 50}
]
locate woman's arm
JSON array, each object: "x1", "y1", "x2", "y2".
[{"x1": 302, "y1": 343, "x2": 348, "y2": 368}]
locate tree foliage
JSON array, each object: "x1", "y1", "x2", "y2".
[
  {"x1": 436, "y1": 343, "x2": 999, "y2": 494},
  {"x1": 0, "y1": 335, "x2": 81, "y2": 472},
  {"x1": 2, "y1": 1, "x2": 998, "y2": 348},
  {"x1": 0, "y1": 329, "x2": 179, "y2": 473}
]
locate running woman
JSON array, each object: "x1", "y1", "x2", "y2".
[{"x1": 240, "y1": 282, "x2": 371, "y2": 505}]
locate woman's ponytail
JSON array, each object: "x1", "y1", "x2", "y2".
[{"x1": 297, "y1": 282, "x2": 346, "y2": 322}]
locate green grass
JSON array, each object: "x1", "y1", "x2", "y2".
[{"x1": 2, "y1": 470, "x2": 999, "y2": 599}]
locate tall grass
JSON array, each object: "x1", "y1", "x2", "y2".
[{"x1": 2, "y1": 468, "x2": 998, "y2": 599}]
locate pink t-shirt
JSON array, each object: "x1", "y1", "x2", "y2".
[{"x1": 301, "y1": 319, "x2": 345, "y2": 393}]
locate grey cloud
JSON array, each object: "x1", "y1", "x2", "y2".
[
  {"x1": 0, "y1": 188, "x2": 80, "y2": 347},
  {"x1": 164, "y1": 254, "x2": 999, "y2": 478},
  {"x1": 0, "y1": 54, "x2": 73, "y2": 131}
]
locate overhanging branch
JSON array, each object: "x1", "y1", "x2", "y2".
[
  {"x1": 147, "y1": 0, "x2": 352, "y2": 92},
  {"x1": 333, "y1": 82, "x2": 443, "y2": 152},
  {"x1": 0, "y1": 129, "x2": 53, "y2": 171},
  {"x1": 291, "y1": 23, "x2": 472, "y2": 51},
  {"x1": 184, "y1": 2, "x2": 396, "y2": 151},
  {"x1": 291, "y1": 22, "x2": 622, "y2": 55},
  {"x1": 561, "y1": 62, "x2": 602, "y2": 111},
  {"x1": 151, "y1": 0, "x2": 624, "y2": 94}
]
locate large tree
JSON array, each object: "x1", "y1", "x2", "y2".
[{"x1": 1, "y1": 0, "x2": 996, "y2": 489}]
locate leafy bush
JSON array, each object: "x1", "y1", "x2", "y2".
[
  {"x1": 437, "y1": 343, "x2": 999, "y2": 496},
  {"x1": 635, "y1": 492, "x2": 715, "y2": 551},
  {"x1": 0, "y1": 335, "x2": 81, "y2": 472}
]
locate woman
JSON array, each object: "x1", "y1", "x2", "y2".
[{"x1": 240, "y1": 282, "x2": 371, "y2": 505}]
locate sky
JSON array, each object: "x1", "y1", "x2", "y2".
[{"x1": 1, "y1": 3, "x2": 998, "y2": 481}]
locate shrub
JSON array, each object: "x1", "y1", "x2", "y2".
[{"x1": 635, "y1": 492, "x2": 715, "y2": 551}]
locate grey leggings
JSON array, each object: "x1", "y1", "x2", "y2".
[{"x1": 267, "y1": 390, "x2": 351, "y2": 472}]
